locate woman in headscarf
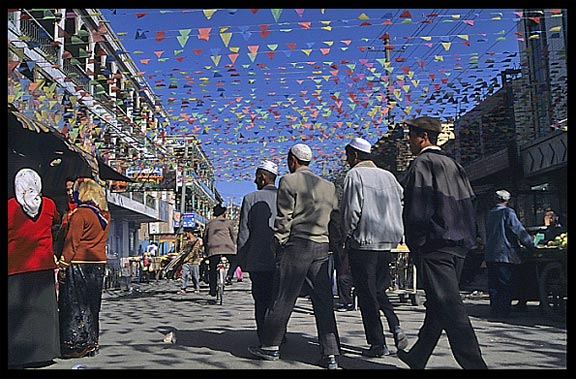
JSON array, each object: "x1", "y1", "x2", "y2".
[
  {"x1": 57, "y1": 177, "x2": 110, "y2": 359},
  {"x1": 8, "y1": 168, "x2": 61, "y2": 368}
]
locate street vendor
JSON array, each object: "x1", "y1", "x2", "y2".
[{"x1": 543, "y1": 209, "x2": 567, "y2": 242}]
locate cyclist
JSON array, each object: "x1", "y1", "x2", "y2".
[{"x1": 203, "y1": 204, "x2": 237, "y2": 297}]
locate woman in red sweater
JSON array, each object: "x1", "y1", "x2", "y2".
[
  {"x1": 8, "y1": 168, "x2": 61, "y2": 368},
  {"x1": 57, "y1": 177, "x2": 110, "y2": 359}
]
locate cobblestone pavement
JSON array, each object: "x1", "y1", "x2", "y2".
[{"x1": 20, "y1": 274, "x2": 568, "y2": 372}]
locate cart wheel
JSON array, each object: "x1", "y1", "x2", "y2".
[
  {"x1": 399, "y1": 294, "x2": 408, "y2": 303},
  {"x1": 410, "y1": 293, "x2": 420, "y2": 306},
  {"x1": 538, "y1": 261, "x2": 566, "y2": 321}
]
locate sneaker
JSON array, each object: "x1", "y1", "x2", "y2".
[
  {"x1": 179, "y1": 289, "x2": 186, "y2": 295},
  {"x1": 248, "y1": 346, "x2": 280, "y2": 361},
  {"x1": 319, "y1": 355, "x2": 338, "y2": 370},
  {"x1": 225, "y1": 278, "x2": 233, "y2": 285},
  {"x1": 362, "y1": 344, "x2": 391, "y2": 357},
  {"x1": 393, "y1": 327, "x2": 409, "y2": 351}
]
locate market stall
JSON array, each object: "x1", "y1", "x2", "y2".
[{"x1": 517, "y1": 228, "x2": 567, "y2": 320}]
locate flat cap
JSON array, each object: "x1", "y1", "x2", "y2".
[
  {"x1": 290, "y1": 143, "x2": 312, "y2": 162},
  {"x1": 257, "y1": 160, "x2": 278, "y2": 175},
  {"x1": 404, "y1": 116, "x2": 442, "y2": 133},
  {"x1": 348, "y1": 137, "x2": 372, "y2": 153}
]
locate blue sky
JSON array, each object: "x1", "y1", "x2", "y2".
[{"x1": 103, "y1": 8, "x2": 522, "y2": 204}]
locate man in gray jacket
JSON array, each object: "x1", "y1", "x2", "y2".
[
  {"x1": 236, "y1": 160, "x2": 279, "y2": 345},
  {"x1": 248, "y1": 143, "x2": 341, "y2": 370},
  {"x1": 341, "y1": 137, "x2": 408, "y2": 358}
]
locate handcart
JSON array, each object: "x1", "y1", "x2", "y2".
[
  {"x1": 389, "y1": 244, "x2": 420, "y2": 305},
  {"x1": 517, "y1": 246, "x2": 567, "y2": 320}
]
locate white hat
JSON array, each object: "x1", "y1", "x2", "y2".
[
  {"x1": 290, "y1": 143, "x2": 312, "y2": 162},
  {"x1": 258, "y1": 160, "x2": 278, "y2": 175},
  {"x1": 348, "y1": 137, "x2": 372, "y2": 153},
  {"x1": 496, "y1": 189, "x2": 511, "y2": 201}
]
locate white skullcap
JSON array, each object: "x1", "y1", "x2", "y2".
[
  {"x1": 290, "y1": 143, "x2": 312, "y2": 162},
  {"x1": 348, "y1": 137, "x2": 372, "y2": 154},
  {"x1": 496, "y1": 189, "x2": 511, "y2": 201},
  {"x1": 258, "y1": 160, "x2": 278, "y2": 175}
]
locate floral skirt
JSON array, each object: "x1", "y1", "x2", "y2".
[{"x1": 58, "y1": 263, "x2": 105, "y2": 358}]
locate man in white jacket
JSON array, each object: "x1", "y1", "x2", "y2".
[{"x1": 340, "y1": 137, "x2": 408, "y2": 358}]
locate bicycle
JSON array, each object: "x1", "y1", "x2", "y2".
[{"x1": 215, "y1": 255, "x2": 229, "y2": 305}]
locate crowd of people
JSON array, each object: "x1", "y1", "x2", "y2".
[{"x1": 9, "y1": 115, "x2": 561, "y2": 370}]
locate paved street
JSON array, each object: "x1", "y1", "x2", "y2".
[{"x1": 25, "y1": 274, "x2": 567, "y2": 372}]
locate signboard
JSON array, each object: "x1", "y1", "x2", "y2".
[
  {"x1": 173, "y1": 212, "x2": 195, "y2": 230},
  {"x1": 109, "y1": 165, "x2": 176, "y2": 192}
]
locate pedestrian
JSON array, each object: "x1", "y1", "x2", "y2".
[
  {"x1": 398, "y1": 116, "x2": 488, "y2": 369},
  {"x1": 53, "y1": 176, "x2": 77, "y2": 260},
  {"x1": 340, "y1": 137, "x2": 409, "y2": 357},
  {"x1": 179, "y1": 228, "x2": 204, "y2": 294},
  {"x1": 203, "y1": 203, "x2": 237, "y2": 297},
  {"x1": 236, "y1": 160, "x2": 279, "y2": 345},
  {"x1": 247, "y1": 143, "x2": 341, "y2": 370},
  {"x1": 332, "y1": 243, "x2": 354, "y2": 312},
  {"x1": 8, "y1": 168, "x2": 61, "y2": 368},
  {"x1": 484, "y1": 189, "x2": 535, "y2": 319},
  {"x1": 57, "y1": 177, "x2": 111, "y2": 359}
]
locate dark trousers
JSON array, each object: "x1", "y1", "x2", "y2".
[
  {"x1": 486, "y1": 262, "x2": 518, "y2": 317},
  {"x1": 409, "y1": 251, "x2": 487, "y2": 369},
  {"x1": 248, "y1": 270, "x2": 275, "y2": 344},
  {"x1": 260, "y1": 237, "x2": 340, "y2": 356},
  {"x1": 348, "y1": 249, "x2": 400, "y2": 347},
  {"x1": 208, "y1": 254, "x2": 236, "y2": 295},
  {"x1": 337, "y1": 272, "x2": 354, "y2": 306}
]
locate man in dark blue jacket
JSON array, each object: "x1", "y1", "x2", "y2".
[
  {"x1": 484, "y1": 189, "x2": 534, "y2": 319},
  {"x1": 398, "y1": 116, "x2": 487, "y2": 370}
]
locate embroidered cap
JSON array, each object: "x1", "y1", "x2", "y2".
[
  {"x1": 290, "y1": 143, "x2": 313, "y2": 162},
  {"x1": 348, "y1": 137, "x2": 372, "y2": 153},
  {"x1": 257, "y1": 160, "x2": 278, "y2": 175},
  {"x1": 495, "y1": 189, "x2": 511, "y2": 201},
  {"x1": 404, "y1": 116, "x2": 442, "y2": 133}
]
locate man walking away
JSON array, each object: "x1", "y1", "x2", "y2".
[
  {"x1": 248, "y1": 143, "x2": 341, "y2": 370},
  {"x1": 236, "y1": 160, "x2": 279, "y2": 345},
  {"x1": 340, "y1": 137, "x2": 408, "y2": 357}
]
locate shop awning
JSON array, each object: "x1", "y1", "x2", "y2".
[
  {"x1": 9, "y1": 108, "x2": 100, "y2": 177},
  {"x1": 97, "y1": 156, "x2": 135, "y2": 182}
]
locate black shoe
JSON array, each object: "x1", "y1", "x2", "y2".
[
  {"x1": 225, "y1": 278, "x2": 233, "y2": 285},
  {"x1": 319, "y1": 355, "x2": 338, "y2": 370},
  {"x1": 362, "y1": 344, "x2": 390, "y2": 357},
  {"x1": 336, "y1": 303, "x2": 355, "y2": 312},
  {"x1": 397, "y1": 349, "x2": 423, "y2": 369},
  {"x1": 393, "y1": 327, "x2": 409, "y2": 351},
  {"x1": 248, "y1": 346, "x2": 280, "y2": 361}
]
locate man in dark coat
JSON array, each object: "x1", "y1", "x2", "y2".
[{"x1": 398, "y1": 116, "x2": 488, "y2": 370}]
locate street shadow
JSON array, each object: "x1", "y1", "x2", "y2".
[
  {"x1": 161, "y1": 327, "x2": 398, "y2": 369},
  {"x1": 465, "y1": 302, "x2": 566, "y2": 329}
]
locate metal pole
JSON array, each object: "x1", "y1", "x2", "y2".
[{"x1": 178, "y1": 144, "x2": 188, "y2": 235}]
